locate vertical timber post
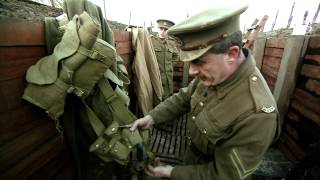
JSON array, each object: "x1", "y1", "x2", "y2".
[
  {"x1": 253, "y1": 37, "x2": 266, "y2": 70},
  {"x1": 273, "y1": 35, "x2": 309, "y2": 125}
]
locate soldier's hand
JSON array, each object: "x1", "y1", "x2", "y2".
[
  {"x1": 144, "y1": 158, "x2": 173, "y2": 178},
  {"x1": 130, "y1": 115, "x2": 154, "y2": 131}
]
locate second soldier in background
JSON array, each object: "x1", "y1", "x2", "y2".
[{"x1": 151, "y1": 19, "x2": 179, "y2": 104}]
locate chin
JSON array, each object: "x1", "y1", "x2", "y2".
[{"x1": 201, "y1": 81, "x2": 212, "y2": 87}]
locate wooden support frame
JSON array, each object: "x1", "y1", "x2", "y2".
[
  {"x1": 273, "y1": 35, "x2": 309, "y2": 125},
  {"x1": 253, "y1": 37, "x2": 267, "y2": 70}
]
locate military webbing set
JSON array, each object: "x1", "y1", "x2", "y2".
[{"x1": 22, "y1": 9, "x2": 153, "y2": 179}]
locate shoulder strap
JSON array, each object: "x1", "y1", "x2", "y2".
[
  {"x1": 98, "y1": 79, "x2": 136, "y2": 125},
  {"x1": 82, "y1": 99, "x2": 105, "y2": 136}
]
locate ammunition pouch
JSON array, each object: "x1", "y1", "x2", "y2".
[{"x1": 84, "y1": 79, "x2": 153, "y2": 166}]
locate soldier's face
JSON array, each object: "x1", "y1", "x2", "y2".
[
  {"x1": 158, "y1": 27, "x2": 168, "y2": 39},
  {"x1": 189, "y1": 51, "x2": 235, "y2": 87}
]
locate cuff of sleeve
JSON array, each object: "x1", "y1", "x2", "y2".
[
  {"x1": 147, "y1": 109, "x2": 161, "y2": 124},
  {"x1": 171, "y1": 166, "x2": 184, "y2": 180}
]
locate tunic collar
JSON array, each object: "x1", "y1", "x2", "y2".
[{"x1": 208, "y1": 48, "x2": 256, "y2": 99}]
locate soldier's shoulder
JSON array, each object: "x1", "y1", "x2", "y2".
[{"x1": 248, "y1": 70, "x2": 277, "y2": 114}]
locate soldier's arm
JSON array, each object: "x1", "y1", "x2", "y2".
[
  {"x1": 171, "y1": 113, "x2": 278, "y2": 180},
  {"x1": 148, "y1": 78, "x2": 199, "y2": 124}
]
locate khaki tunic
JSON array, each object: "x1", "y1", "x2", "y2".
[
  {"x1": 148, "y1": 49, "x2": 281, "y2": 180},
  {"x1": 151, "y1": 35, "x2": 179, "y2": 100}
]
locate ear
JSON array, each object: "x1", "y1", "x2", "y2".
[{"x1": 227, "y1": 46, "x2": 240, "y2": 59}]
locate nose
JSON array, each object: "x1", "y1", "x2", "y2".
[{"x1": 189, "y1": 63, "x2": 199, "y2": 76}]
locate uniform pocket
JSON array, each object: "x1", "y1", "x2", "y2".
[{"x1": 193, "y1": 111, "x2": 226, "y2": 145}]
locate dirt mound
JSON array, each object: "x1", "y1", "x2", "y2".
[
  {"x1": 0, "y1": 0, "x2": 63, "y2": 22},
  {"x1": 0, "y1": 0, "x2": 127, "y2": 31}
]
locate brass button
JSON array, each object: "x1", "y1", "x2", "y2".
[
  {"x1": 95, "y1": 144, "x2": 99, "y2": 148},
  {"x1": 114, "y1": 149, "x2": 118, "y2": 153},
  {"x1": 111, "y1": 127, "x2": 116, "y2": 132},
  {"x1": 202, "y1": 129, "x2": 207, "y2": 134},
  {"x1": 192, "y1": 116, "x2": 196, "y2": 120},
  {"x1": 251, "y1": 76, "x2": 258, "y2": 81},
  {"x1": 128, "y1": 145, "x2": 132, "y2": 149},
  {"x1": 199, "y1": 102, "x2": 204, "y2": 107}
]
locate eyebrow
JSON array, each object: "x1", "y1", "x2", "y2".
[{"x1": 191, "y1": 58, "x2": 205, "y2": 65}]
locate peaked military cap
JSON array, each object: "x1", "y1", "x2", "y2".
[
  {"x1": 157, "y1": 19, "x2": 175, "y2": 29},
  {"x1": 167, "y1": 3, "x2": 248, "y2": 61}
]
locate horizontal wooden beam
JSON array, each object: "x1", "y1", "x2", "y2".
[
  {"x1": 266, "y1": 38, "x2": 287, "y2": 48},
  {"x1": 0, "y1": 20, "x2": 45, "y2": 46}
]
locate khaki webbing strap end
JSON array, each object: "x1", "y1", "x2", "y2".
[
  {"x1": 77, "y1": 46, "x2": 106, "y2": 61},
  {"x1": 98, "y1": 79, "x2": 136, "y2": 125},
  {"x1": 82, "y1": 100, "x2": 105, "y2": 136}
]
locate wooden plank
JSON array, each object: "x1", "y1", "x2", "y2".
[
  {"x1": 308, "y1": 35, "x2": 320, "y2": 49},
  {"x1": 293, "y1": 88, "x2": 320, "y2": 114},
  {"x1": 175, "y1": 135, "x2": 181, "y2": 157},
  {"x1": 0, "y1": 120, "x2": 58, "y2": 173},
  {"x1": 163, "y1": 133, "x2": 172, "y2": 154},
  {"x1": 0, "y1": 46, "x2": 46, "y2": 81},
  {"x1": 277, "y1": 142, "x2": 299, "y2": 164},
  {"x1": 253, "y1": 38, "x2": 266, "y2": 70},
  {"x1": 273, "y1": 35, "x2": 308, "y2": 125},
  {"x1": 28, "y1": 151, "x2": 70, "y2": 180},
  {"x1": 285, "y1": 123, "x2": 299, "y2": 141},
  {"x1": 0, "y1": 20, "x2": 45, "y2": 46},
  {"x1": 287, "y1": 111, "x2": 301, "y2": 122},
  {"x1": 0, "y1": 77, "x2": 27, "y2": 113},
  {"x1": 1, "y1": 136, "x2": 65, "y2": 180},
  {"x1": 304, "y1": 54, "x2": 320, "y2": 64},
  {"x1": 301, "y1": 64, "x2": 320, "y2": 79},
  {"x1": 0, "y1": 105, "x2": 47, "y2": 145},
  {"x1": 281, "y1": 133, "x2": 305, "y2": 161},
  {"x1": 159, "y1": 132, "x2": 167, "y2": 153},
  {"x1": 116, "y1": 46, "x2": 132, "y2": 54},
  {"x1": 265, "y1": 38, "x2": 287, "y2": 48},
  {"x1": 264, "y1": 47, "x2": 284, "y2": 58},
  {"x1": 114, "y1": 30, "x2": 131, "y2": 42},
  {"x1": 115, "y1": 41, "x2": 131, "y2": 50},
  {"x1": 263, "y1": 56, "x2": 281, "y2": 69},
  {"x1": 261, "y1": 63, "x2": 279, "y2": 79},
  {"x1": 243, "y1": 15, "x2": 268, "y2": 50},
  {"x1": 119, "y1": 53, "x2": 132, "y2": 66},
  {"x1": 262, "y1": 74, "x2": 276, "y2": 91},
  {"x1": 51, "y1": 160, "x2": 74, "y2": 180},
  {"x1": 291, "y1": 99, "x2": 320, "y2": 126},
  {"x1": 169, "y1": 135, "x2": 176, "y2": 155},
  {"x1": 152, "y1": 130, "x2": 161, "y2": 153},
  {"x1": 306, "y1": 79, "x2": 320, "y2": 95}
]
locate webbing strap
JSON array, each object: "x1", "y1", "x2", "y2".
[
  {"x1": 82, "y1": 100, "x2": 105, "y2": 136},
  {"x1": 77, "y1": 46, "x2": 96, "y2": 58},
  {"x1": 98, "y1": 79, "x2": 137, "y2": 125}
]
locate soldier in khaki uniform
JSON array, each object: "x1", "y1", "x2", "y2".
[
  {"x1": 151, "y1": 19, "x2": 179, "y2": 102},
  {"x1": 130, "y1": 3, "x2": 280, "y2": 180}
]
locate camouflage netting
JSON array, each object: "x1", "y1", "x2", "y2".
[{"x1": 0, "y1": 0, "x2": 128, "y2": 31}]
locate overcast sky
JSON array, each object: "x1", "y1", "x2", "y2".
[
  {"x1": 92, "y1": 0, "x2": 319, "y2": 32},
  {"x1": 36, "y1": 0, "x2": 320, "y2": 32}
]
